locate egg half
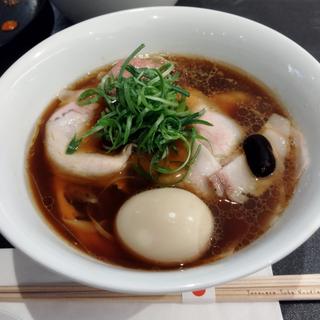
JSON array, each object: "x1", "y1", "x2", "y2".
[{"x1": 115, "y1": 188, "x2": 214, "y2": 265}]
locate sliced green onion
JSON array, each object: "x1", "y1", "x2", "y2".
[{"x1": 66, "y1": 44, "x2": 213, "y2": 184}]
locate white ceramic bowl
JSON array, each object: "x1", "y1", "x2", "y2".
[
  {"x1": 0, "y1": 7, "x2": 319, "y2": 294},
  {"x1": 51, "y1": 0, "x2": 177, "y2": 22}
]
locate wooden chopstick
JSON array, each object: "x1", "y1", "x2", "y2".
[{"x1": 0, "y1": 274, "x2": 320, "y2": 302}]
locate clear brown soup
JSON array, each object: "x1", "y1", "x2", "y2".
[{"x1": 27, "y1": 55, "x2": 298, "y2": 270}]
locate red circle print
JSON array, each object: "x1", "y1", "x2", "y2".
[{"x1": 192, "y1": 289, "x2": 206, "y2": 297}]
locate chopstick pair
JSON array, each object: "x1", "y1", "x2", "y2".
[{"x1": 0, "y1": 274, "x2": 320, "y2": 302}]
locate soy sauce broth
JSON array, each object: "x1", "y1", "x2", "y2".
[{"x1": 27, "y1": 55, "x2": 299, "y2": 270}]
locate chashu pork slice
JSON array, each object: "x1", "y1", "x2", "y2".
[
  {"x1": 109, "y1": 56, "x2": 166, "y2": 78},
  {"x1": 210, "y1": 114, "x2": 293, "y2": 204},
  {"x1": 180, "y1": 142, "x2": 221, "y2": 200},
  {"x1": 187, "y1": 88, "x2": 244, "y2": 162},
  {"x1": 45, "y1": 101, "x2": 132, "y2": 180},
  {"x1": 181, "y1": 89, "x2": 244, "y2": 199}
]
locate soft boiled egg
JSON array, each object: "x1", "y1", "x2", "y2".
[{"x1": 115, "y1": 188, "x2": 214, "y2": 265}]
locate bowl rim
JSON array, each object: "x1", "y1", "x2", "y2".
[{"x1": 0, "y1": 6, "x2": 320, "y2": 293}]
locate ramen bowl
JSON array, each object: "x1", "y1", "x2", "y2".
[{"x1": 0, "y1": 7, "x2": 319, "y2": 293}]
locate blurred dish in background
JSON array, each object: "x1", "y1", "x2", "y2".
[
  {"x1": 51, "y1": 0, "x2": 177, "y2": 22},
  {"x1": 0, "y1": 0, "x2": 47, "y2": 48},
  {"x1": 0, "y1": 0, "x2": 54, "y2": 75},
  {"x1": 2, "y1": 0, "x2": 20, "y2": 6}
]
